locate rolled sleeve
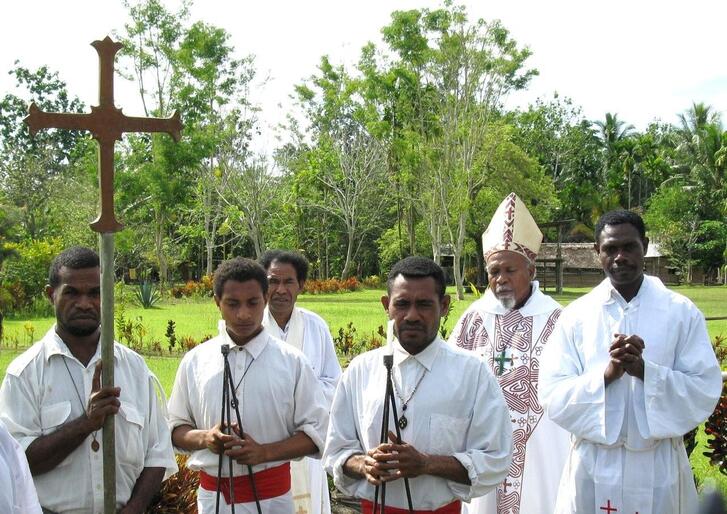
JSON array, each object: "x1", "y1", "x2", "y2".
[
  {"x1": 143, "y1": 375, "x2": 178, "y2": 476},
  {"x1": 0, "y1": 374, "x2": 42, "y2": 451}
]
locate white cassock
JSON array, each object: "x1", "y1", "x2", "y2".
[
  {"x1": 448, "y1": 281, "x2": 569, "y2": 514},
  {"x1": 262, "y1": 306, "x2": 341, "y2": 514},
  {"x1": 168, "y1": 326, "x2": 329, "y2": 514},
  {"x1": 0, "y1": 420, "x2": 41, "y2": 514},
  {"x1": 539, "y1": 276, "x2": 722, "y2": 514},
  {"x1": 324, "y1": 337, "x2": 513, "y2": 510}
]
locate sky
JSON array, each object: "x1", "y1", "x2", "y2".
[{"x1": 2, "y1": 0, "x2": 727, "y2": 150}]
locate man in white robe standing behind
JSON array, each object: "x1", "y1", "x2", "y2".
[
  {"x1": 539, "y1": 209, "x2": 722, "y2": 514},
  {"x1": 259, "y1": 250, "x2": 342, "y2": 514},
  {"x1": 449, "y1": 192, "x2": 569, "y2": 514}
]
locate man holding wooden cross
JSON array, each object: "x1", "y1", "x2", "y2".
[{"x1": 0, "y1": 247, "x2": 177, "y2": 514}]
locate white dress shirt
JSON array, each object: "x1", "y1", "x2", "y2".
[
  {"x1": 324, "y1": 337, "x2": 512, "y2": 510},
  {"x1": 0, "y1": 420, "x2": 42, "y2": 514},
  {"x1": 167, "y1": 326, "x2": 329, "y2": 513},
  {"x1": 0, "y1": 327, "x2": 177, "y2": 514},
  {"x1": 539, "y1": 276, "x2": 722, "y2": 514}
]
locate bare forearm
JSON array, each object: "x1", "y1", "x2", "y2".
[
  {"x1": 120, "y1": 467, "x2": 165, "y2": 514},
  {"x1": 424, "y1": 455, "x2": 470, "y2": 485},
  {"x1": 262, "y1": 431, "x2": 317, "y2": 463},
  {"x1": 171, "y1": 425, "x2": 208, "y2": 451},
  {"x1": 26, "y1": 415, "x2": 94, "y2": 475},
  {"x1": 343, "y1": 453, "x2": 366, "y2": 480}
]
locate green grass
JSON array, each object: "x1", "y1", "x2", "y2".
[
  {"x1": 2, "y1": 285, "x2": 724, "y2": 347},
  {"x1": 1, "y1": 284, "x2": 726, "y2": 492}
]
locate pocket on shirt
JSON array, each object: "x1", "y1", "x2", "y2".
[
  {"x1": 117, "y1": 402, "x2": 145, "y2": 472},
  {"x1": 40, "y1": 400, "x2": 71, "y2": 434},
  {"x1": 428, "y1": 413, "x2": 469, "y2": 455}
]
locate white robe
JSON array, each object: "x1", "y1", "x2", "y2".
[
  {"x1": 0, "y1": 420, "x2": 41, "y2": 514},
  {"x1": 539, "y1": 276, "x2": 722, "y2": 514},
  {"x1": 449, "y1": 282, "x2": 570, "y2": 514},
  {"x1": 324, "y1": 337, "x2": 513, "y2": 510},
  {"x1": 262, "y1": 307, "x2": 341, "y2": 514}
]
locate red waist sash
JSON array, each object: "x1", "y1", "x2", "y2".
[
  {"x1": 361, "y1": 499, "x2": 461, "y2": 514},
  {"x1": 199, "y1": 462, "x2": 291, "y2": 505}
]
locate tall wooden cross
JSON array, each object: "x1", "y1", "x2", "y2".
[{"x1": 24, "y1": 36, "x2": 182, "y2": 514}]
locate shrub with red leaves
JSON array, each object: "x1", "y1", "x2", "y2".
[
  {"x1": 703, "y1": 382, "x2": 727, "y2": 475},
  {"x1": 147, "y1": 454, "x2": 199, "y2": 514}
]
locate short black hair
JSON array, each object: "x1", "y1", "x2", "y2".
[
  {"x1": 387, "y1": 256, "x2": 446, "y2": 299},
  {"x1": 49, "y1": 247, "x2": 100, "y2": 288},
  {"x1": 595, "y1": 210, "x2": 646, "y2": 243},
  {"x1": 213, "y1": 257, "x2": 268, "y2": 298},
  {"x1": 259, "y1": 250, "x2": 309, "y2": 283}
]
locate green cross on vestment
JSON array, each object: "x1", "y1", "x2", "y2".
[{"x1": 494, "y1": 349, "x2": 513, "y2": 375}]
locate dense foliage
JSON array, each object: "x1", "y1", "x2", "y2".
[{"x1": 1, "y1": 1, "x2": 725, "y2": 312}]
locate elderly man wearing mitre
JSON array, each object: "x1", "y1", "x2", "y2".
[{"x1": 448, "y1": 192, "x2": 569, "y2": 514}]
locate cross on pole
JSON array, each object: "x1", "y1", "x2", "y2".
[
  {"x1": 600, "y1": 499, "x2": 618, "y2": 513},
  {"x1": 494, "y1": 348, "x2": 513, "y2": 375},
  {"x1": 24, "y1": 36, "x2": 182, "y2": 514},
  {"x1": 25, "y1": 36, "x2": 182, "y2": 232}
]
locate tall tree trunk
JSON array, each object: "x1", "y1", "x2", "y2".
[
  {"x1": 341, "y1": 223, "x2": 355, "y2": 279},
  {"x1": 453, "y1": 212, "x2": 467, "y2": 300},
  {"x1": 154, "y1": 208, "x2": 168, "y2": 290},
  {"x1": 407, "y1": 204, "x2": 416, "y2": 255}
]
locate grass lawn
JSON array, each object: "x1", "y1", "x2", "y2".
[{"x1": 1, "y1": 283, "x2": 726, "y2": 492}]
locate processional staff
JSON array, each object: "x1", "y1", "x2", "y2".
[{"x1": 25, "y1": 36, "x2": 182, "y2": 514}]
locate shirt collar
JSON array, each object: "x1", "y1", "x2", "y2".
[
  {"x1": 599, "y1": 276, "x2": 649, "y2": 306},
  {"x1": 390, "y1": 336, "x2": 442, "y2": 371},
  {"x1": 219, "y1": 322, "x2": 269, "y2": 359},
  {"x1": 43, "y1": 325, "x2": 119, "y2": 364}
]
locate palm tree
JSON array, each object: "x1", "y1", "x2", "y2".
[
  {"x1": 593, "y1": 113, "x2": 635, "y2": 207},
  {"x1": 674, "y1": 103, "x2": 726, "y2": 218},
  {"x1": 677, "y1": 102, "x2": 721, "y2": 138}
]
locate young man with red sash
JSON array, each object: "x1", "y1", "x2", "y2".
[
  {"x1": 168, "y1": 257, "x2": 329, "y2": 513},
  {"x1": 324, "y1": 257, "x2": 513, "y2": 513}
]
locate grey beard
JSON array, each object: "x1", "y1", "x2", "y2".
[{"x1": 498, "y1": 296, "x2": 516, "y2": 310}]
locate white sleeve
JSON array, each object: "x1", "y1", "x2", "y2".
[
  {"x1": 0, "y1": 372, "x2": 43, "y2": 451},
  {"x1": 448, "y1": 363, "x2": 513, "y2": 501},
  {"x1": 8, "y1": 428, "x2": 42, "y2": 514},
  {"x1": 292, "y1": 357, "x2": 330, "y2": 458},
  {"x1": 635, "y1": 307, "x2": 721, "y2": 438},
  {"x1": 322, "y1": 368, "x2": 365, "y2": 496},
  {"x1": 539, "y1": 313, "x2": 616, "y2": 444},
  {"x1": 142, "y1": 372, "x2": 178, "y2": 477},
  {"x1": 167, "y1": 354, "x2": 197, "y2": 440}
]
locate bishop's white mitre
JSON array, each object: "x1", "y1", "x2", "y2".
[{"x1": 482, "y1": 192, "x2": 542, "y2": 263}]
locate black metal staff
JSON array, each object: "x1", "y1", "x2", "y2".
[
  {"x1": 216, "y1": 344, "x2": 262, "y2": 514},
  {"x1": 372, "y1": 354, "x2": 414, "y2": 514}
]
